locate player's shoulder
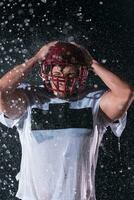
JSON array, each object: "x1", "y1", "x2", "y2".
[
  {"x1": 17, "y1": 83, "x2": 51, "y2": 105},
  {"x1": 81, "y1": 88, "x2": 107, "y2": 111},
  {"x1": 17, "y1": 83, "x2": 48, "y2": 95},
  {"x1": 85, "y1": 87, "x2": 107, "y2": 99},
  {"x1": 17, "y1": 83, "x2": 43, "y2": 92}
]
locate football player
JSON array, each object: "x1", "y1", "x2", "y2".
[{"x1": 0, "y1": 41, "x2": 133, "y2": 200}]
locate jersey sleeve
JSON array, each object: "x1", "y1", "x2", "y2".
[
  {"x1": 0, "y1": 83, "x2": 49, "y2": 129},
  {"x1": 107, "y1": 113, "x2": 127, "y2": 137},
  {"x1": 0, "y1": 83, "x2": 29, "y2": 129},
  {"x1": 93, "y1": 90, "x2": 127, "y2": 137},
  {"x1": 0, "y1": 112, "x2": 24, "y2": 128}
]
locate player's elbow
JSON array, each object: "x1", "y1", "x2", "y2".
[
  {"x1": 124, "y1": 87, "x2": 134, "y2": 103},
  {"x1": 119, "y1": 87, "x2": 134, "y2": 112}
]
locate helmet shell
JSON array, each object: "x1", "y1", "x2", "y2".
[
  {"x1": 39, "y1": 41, "x2": 91, "y2": 97},
  {"x1": 42, "y1": 41, "x2": 91, "y2": 66}
]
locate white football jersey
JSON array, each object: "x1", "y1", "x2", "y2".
[{"x1": 0, "y1": 85, "x2": 127, "y2": 200}]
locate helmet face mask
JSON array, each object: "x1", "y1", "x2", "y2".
[
  {"x1": 40, "y1": 64, "x2": 89, "y2": 98},
  {"x1": 39, "y1": 41, "x2": 91, "y2": 98}
]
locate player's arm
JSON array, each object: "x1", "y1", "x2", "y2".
[
  {"x1": 0, "y1": 89, "x2": 29, "y2": 119},
  {"x1": 0, "y1": 41, "x2": 57, "y2": 119},
  {"x1": 91, "y1": 60, "x2": 134, "y2": 122},
  {"x1": 0, "y1": 57, "x2": 37, "y2": 119}
]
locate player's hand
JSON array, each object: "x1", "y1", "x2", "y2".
[{"x1": 34, "y1": 41, "x2": 57, "y2": 63}]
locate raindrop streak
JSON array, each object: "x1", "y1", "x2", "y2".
[
  {"x1": 40, "y1": 0, "x2": 47, "y2": 3},
  {"x1": 118, "y1": 137, "x2": 121, "y2": 153}
]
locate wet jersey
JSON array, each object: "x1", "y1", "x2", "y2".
[{"x1": 0, "y1": 85, "x2": 127, "y2": 200}]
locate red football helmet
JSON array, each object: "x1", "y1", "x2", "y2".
[{"x1": 39, "y1": 41, "x2": 92, "y2": 97}]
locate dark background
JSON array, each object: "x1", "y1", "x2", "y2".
[{"x1": 0, "y1": 0, "x2": 134, "y2": 199}]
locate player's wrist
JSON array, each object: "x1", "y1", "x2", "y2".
[
  {"x1": 23, "y1": 56, "x2": 38, "y2": 69},
  {"x1": 33, "y1": 54, "x2": 41, "y2": 63},
  {"x1": 88, "y1": 59, "x2": 95, "y2": 72},
  {"x1": 90, "y1": 59, "x2": 100, "y2": 71}
]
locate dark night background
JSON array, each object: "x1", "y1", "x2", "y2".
[{"x1": 0, "y1": 0, "x2": 134, "y2": 199}]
